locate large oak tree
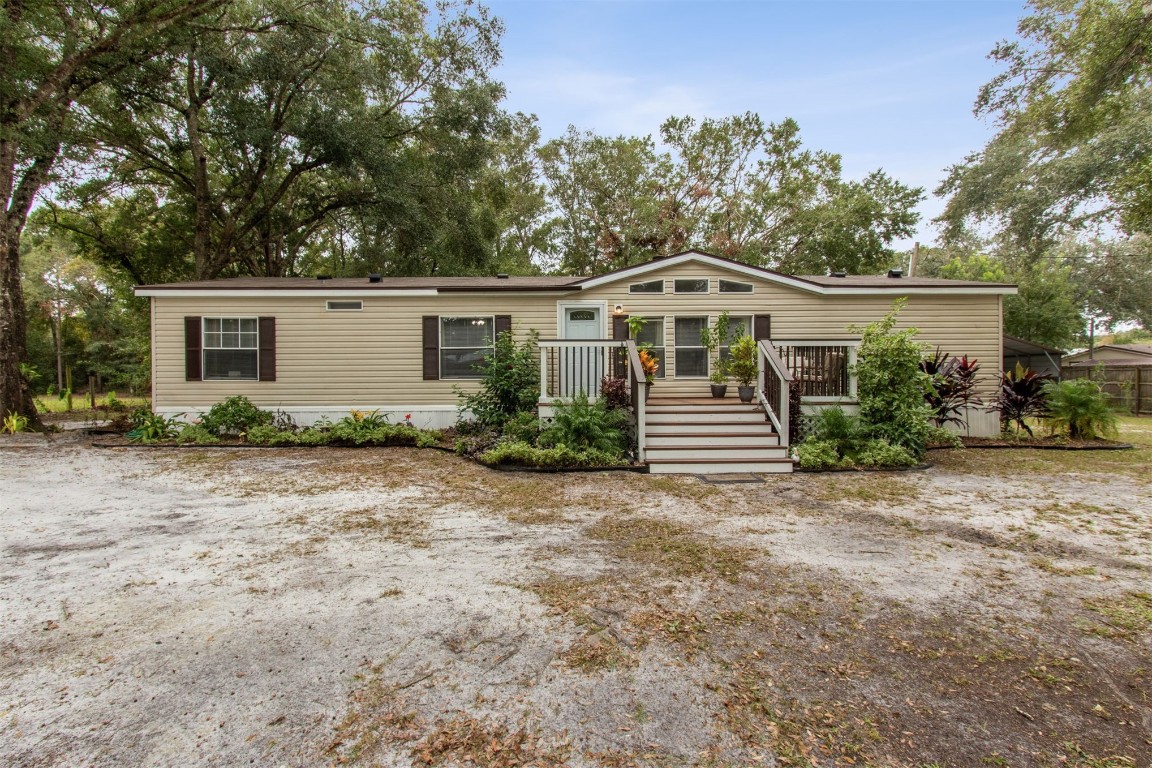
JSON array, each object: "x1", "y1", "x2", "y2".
[{"x1": 1, "y1": 0, "x2": 230, "y2": 424}]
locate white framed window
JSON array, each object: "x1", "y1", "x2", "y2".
[
  {"x1": 673, "y1": 278, "x2": 708, "y2": 294},
  {"x1": 719, "y1": 279, "x2": 754, "y2": 293},
  {"x1": 720, "y1": 315, "x2": 752, "y2": 363},
  {"x1": 326, "y1": 300, "x2": 363, "y2": 311},
  {"x1": 673, "y1": 316, "x2": 708, "y2": 377},
  {"x1": 203, "y1": 317, "x2": 258, "y2": 380},
  {"x1": 629, "y1": 279, "x2": 664, "y2": 294},
  {"x1": 633, "y1": 317, "x2": 666, "y2": 379},
  {"x1": 440, "y1": 316, "x2": 494, "y2": 379}
]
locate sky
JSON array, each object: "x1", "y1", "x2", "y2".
[{"x1": 485, "y1": 0, "x2": 1028, "y2": 249}]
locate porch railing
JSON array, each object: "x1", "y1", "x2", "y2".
[
  {"x1": 757, "y1": 340, "x2": 794, "y2": 441},
  {"x1": 625, "y1": 340, "x2": 648, "y2": 464},
  {"x1": 774, "y1": 342, "x2": 858, "y2": 399},
  {"x1": 538, "y1": 339, "x2": 629, "y2": 400},
  {"x1": 537, "y1": 338, "x2": 648, "y2": 463}
]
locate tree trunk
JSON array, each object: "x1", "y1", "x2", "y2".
[{"x1": 0, "y1": 220, "x2": 37, "y2": 425}]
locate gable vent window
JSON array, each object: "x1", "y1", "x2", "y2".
[
  {"x1": 674, "y1": 278, "x2": 708, "y2": 294},
  {"x1": 326, "y1": 300, "x2": 363, "y2": 311},
  {"x1": 629, "y1": 279, "x2": 664, "y2": 294},
  {"x1": 719, "y1": 279, "x2": 754, "y2": 293}
]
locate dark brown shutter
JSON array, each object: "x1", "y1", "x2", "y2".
[
  {"x1": 494, "y1": 314, "x2": 512, "y2": 339},
  {"x1": 184, "y1": 316, "x2": 202, "y2": 381},
  {"x1": 422, "y1": 316, "x2": 440, "y2": 380},
  {"x1": 258, "y1": 317, "x2": 276, "y2": 381},
  {"x1": 612, "y1": 314, "x2": 629, "y2": 340},
  {"x1": 753, "y1": 314, "x2": 771, "y2": 341}
]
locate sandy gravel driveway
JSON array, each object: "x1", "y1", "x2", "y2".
[{"x1": 2, "y1": 427, "x2": 1150, "y2": 767}]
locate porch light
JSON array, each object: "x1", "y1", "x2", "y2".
[{"x1": 613, "y1": 304, "x2": 624, "y2": 315}]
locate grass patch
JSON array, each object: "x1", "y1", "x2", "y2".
[
  {"x1": 1082, "y1": 592, "x2": 1152, "y2": 640},
  {"x1": 333, "y1": 507, "x2": 431, "y2": 549},
  {"x1": 586, "y1": 515, "x2": 756, "y2": 582}
]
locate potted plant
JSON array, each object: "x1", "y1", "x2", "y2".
[
  {"x1": 728, "y1": 334, "x2": 759, "y2": 403},
  {"x1": 699, "y1": 311, "x2": 731, "y2": 398}
]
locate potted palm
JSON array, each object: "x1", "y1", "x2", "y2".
[
  {"x1": 700, "y1": 311, "x2": 731, "y2": 398},
  {"x1": 728, "y1": 334, "x2": 759, "y2": 403}
]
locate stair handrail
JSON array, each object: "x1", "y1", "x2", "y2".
[
  {"x1": 626, "y1": 339, "x2": 647, "y2": 464},
  {"x1": 757, "y1": 339, "x2": 794, "y2": 444}
]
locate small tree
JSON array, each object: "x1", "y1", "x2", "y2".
[
  {"x1": 457, "y1": 329, "x2": 540, "y2": 427},
  {"x1": 851, "y1": 299, "x2": 934, "y2": 459}
]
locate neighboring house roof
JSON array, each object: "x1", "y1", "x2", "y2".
[
  {"x1": 135, "y1": 249, "x2": 1019, "y2": 297},
  {"x1": 1063, "y1": 343, "x2": 1152, "y2": 362}
]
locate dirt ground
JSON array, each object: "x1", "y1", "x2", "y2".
[{"x1": 1, "y1": 421, "x2": 1150, "y2": 768}]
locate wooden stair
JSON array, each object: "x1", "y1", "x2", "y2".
[{"x1": 643, "y1": 397, "x2": 793, "y2": 474}]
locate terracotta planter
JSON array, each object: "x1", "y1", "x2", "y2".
[
  {"x1": 710, "y1": 384, "x2": 728, "y2": 398},
  {"x1": 737, "y1": 385, "x2": 755, "y2": 403}
]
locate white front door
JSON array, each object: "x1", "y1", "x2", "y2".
[
  {"x1": 563, "y1": 307, "x2": 601, "y2": 340},
  {"x1": 560, "y1": 306, "x2": 603, "y2": 397}
]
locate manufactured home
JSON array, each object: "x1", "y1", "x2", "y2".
[{"x1": 135, "y1": 250, "x2": 1016, "y2": 473}]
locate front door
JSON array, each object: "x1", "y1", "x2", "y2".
[{"x1": 560, "y1": 306, "x2": 603, "y2": 397}]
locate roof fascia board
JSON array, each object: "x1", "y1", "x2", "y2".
[
  {"x1": 574, "y1": 251, "x2": 1017, "y2": 295},
  {"x1": 135, "y1": 288, "x2": 440, "y2": 298},
  {"x1": 820, "y1": 286, "x2": 1018, "y2": 296},
  {"x1": 576, "y1": 252, "x2": 823, "y2": 293}
]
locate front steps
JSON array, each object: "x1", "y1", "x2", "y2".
[{"x1": 643, "y1": 398, "x2": 793, "y2": 474}]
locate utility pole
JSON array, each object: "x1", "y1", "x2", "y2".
[{"x1": 908, "y1": 242, "x2": 919, "y2": 277}]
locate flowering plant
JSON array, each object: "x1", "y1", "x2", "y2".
[{"x1": 637, "y1": 349, "x2": 659, "y2": 384}]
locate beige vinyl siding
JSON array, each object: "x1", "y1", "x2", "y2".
[
  {"x1": 581, "y1": 262, "x2": 1004, "y2": 396},
  {"x1": 151, "y1": 294, "x2": 563, "y2": 409},
  {"x1": 151, "y1": 260, "x2": 1006, "y2": 408}
]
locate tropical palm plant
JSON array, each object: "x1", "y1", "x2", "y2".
[{"x1": 1042, "y1": 379, "x2": 1117, "y2": 440}]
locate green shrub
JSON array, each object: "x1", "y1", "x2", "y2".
[
  {"x1": 175, "y1": 424, "x2": 220, "y2": 445},
  {"x1": 795, "y1": 439, "x2": 842, "y2": 470},
  {"x1": 330, "y1": 419, "x2": 440, "y2": 447},
  {"x1": 478, "y1": 440, "x2": 623, "y2": 468},
  {"x1": 1042, "y1": 379, "x2": 1118, "y2": 440},
  {"x1": 502, "y1": 411, "x2": 541, "y2": 444},
  {"x1": 540, "y1": 391, "x2": 628, "y2": 457},
  {"x1": 246, "y1": 424, "x2": 280, "y2": 445},
  {"x1": 199, "y1": 396, "x2": 273, "y2": 436},
  {"x1": 293, "y1": 428, "x2": 332, "y2": 446},
  {"x1": 855, "y1": 439, "x2": 917, "y2": 468},
  {"x1": 457, "y1": 329, "x2": 540, "y2": 428},
  {"x1": 454, "y1": 428, "x2": 501, "y2": 457},
  {"x1": 851, "y1": 300, "x2": 934, "y2": 459},
  {"x1": 127, "y1": 408, "x2": 181, "y2": 442},
  {"x1": 924, "y1": 424, "x2": 963, "y2": 448},
  {"x1": 805, "y1": 407, "x2": 869, "y2": 454}
]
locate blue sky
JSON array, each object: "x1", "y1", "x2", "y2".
[{"x1": 486, "y1": 0, "x2": 1027, "y2": 248}]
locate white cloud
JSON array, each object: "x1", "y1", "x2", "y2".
[{"x1": 498, "y1": 59, "x2": 713, "y2": 137}]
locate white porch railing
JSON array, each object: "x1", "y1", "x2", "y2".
[
  {"x1": 757, "y1": 340, "x2": 795, "y2": 443},
  {"x1": 538, "y1": 339, "x2": 628, "y2": 400},
  {"x1": 537, "y1": 338, "x2": 649, "y2": 463}
]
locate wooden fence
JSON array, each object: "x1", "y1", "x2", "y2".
[{"x1": 1061, "y1": 365, "x2": 1152, "y2": 415}]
